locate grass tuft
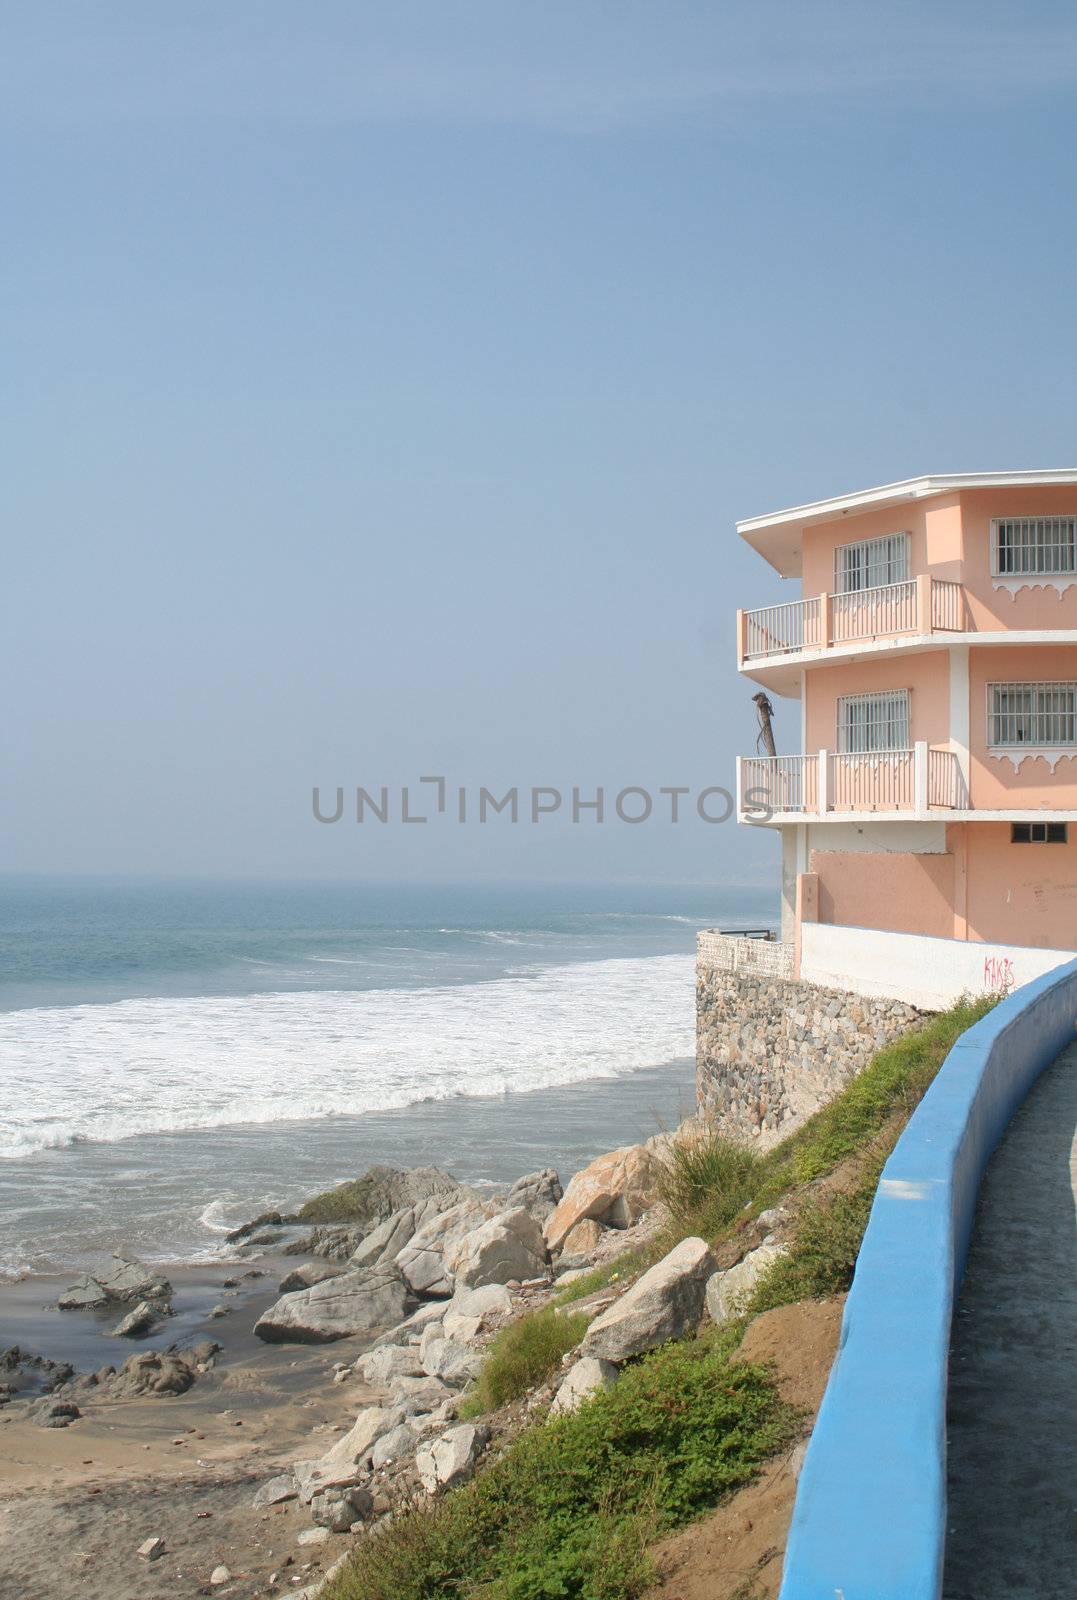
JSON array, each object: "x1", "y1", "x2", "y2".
[
  {"x1": 655, "y1": 1134, "x2": 762, "y2": 1241},
  {"x1": 458, "y1": 1306, "x2": 591, "y2": 1417}
]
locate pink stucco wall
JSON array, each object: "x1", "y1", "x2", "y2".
[
  {"x1": 954, "y1": 488, "x2": 1077, "y2": 633},
  {"x1": 804, "y1": 649, "x2": 950, "y2": 752},
  {"x1": 808, "y1": 821, "x2": 1077, "y2": 950},
  {"x1": 797, "y1": 486, "x2": 1077, "y2": 633},
  {"x1": 967, "y1": 644, "x2": 1077, "y2": 809},
  {"x1": 965, "y1": 820, "x2": 1077, "y2": 948},
  {"x1": 800, "y1": 504, "x2": 929, "y2": 600},
  {"x1": 810, "y1": 847, "x2": 955, "y2": 938}
]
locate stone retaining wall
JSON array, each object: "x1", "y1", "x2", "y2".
[{"x1": 696, "y1": 940, "x2": 922, "y2": 1145}]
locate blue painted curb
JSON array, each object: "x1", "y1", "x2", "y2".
[{"x1": 778, "y1": 959, "x2": 1077, "y2": 1600}]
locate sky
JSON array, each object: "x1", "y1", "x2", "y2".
[{"x1": 4, "y1": 1, "x2": 1077, "y2": 885}]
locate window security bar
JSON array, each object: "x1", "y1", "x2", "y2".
[
  {"x1": 993, "y1": 517, "x2": 1077, "y2": 577},
  {"x1": 837, "y1": 689, "x2": 911, "y2": 754},
  {"x1": 834, "y1": 532, "x2": 910, "y2": 595},
  {"x1": 988, "y1": 682, "x2": 1077, "y2": 747}
]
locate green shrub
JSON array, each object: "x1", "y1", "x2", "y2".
[
  {"x1": 655, "y1": 1134, "x2": 762, "y2": 1241},
  {"x1": 324, "y1": 1332, "x2": 795, "y2": 1600},
  {"x1": 459, "y1": 1306, "x2": 591, "y2": 1417},
  {"x1": 746, "y1": 1163, "x2": 882, "y2": 1316}
]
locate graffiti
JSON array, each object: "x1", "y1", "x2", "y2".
[{"x1": 984, "y1": 955, "x2": 1015, "y2": 993}]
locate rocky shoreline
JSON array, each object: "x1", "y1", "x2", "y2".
[{"x1": 1, "y1": 1116, "x2": 798, "y2": 1600}]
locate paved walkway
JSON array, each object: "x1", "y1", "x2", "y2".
[{"x1": 943, "y1": 1042, "x2": 1077, "y2": 1599}]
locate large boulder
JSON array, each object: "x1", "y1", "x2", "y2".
[
  {"x1": 415, "y1": 1423, "x2": 488, "y2": 1493},
  {"x1": 371, "y1": 1300, "x2": 448, "y2": 1349},
  {"x1": 293, "y1": 1406, "x2": 398, "y2": 1502},
  {"x1": 395, "y1": 1200, "x2": 498, "y2": 1297},
  {"x1": 254, "y1": 1263, "x2": 414, "y2": 1344},
  {"x1": 109, "y1": 1300, "x2": 161, "y2": 1338},
  {"x1": 443, "y1": 1282, "x2": 511, "y2": 1341},
  {"x1": 278, "y1": 1260, "x2": 348, "y2": 1294},
  {"x1": 108, "y1": 1350, "x2": 197, "y2": 1398},
  {"x1": 371, "y1": 1421, "x2": 419, "y2": 1470},
  {"x1": 705, "y1": 1245, "x2": 788, "y2": 1324},
  {"x1": 559, "y1": 1218, "x2": 605, "y2": 1258},
  {"x1": 349, "y1": 1205, "x2": 419, "y2": 1269},
  {"x1": 505, "y1": 1169, "x2": 563, "y2": 1222},
  {"x1": 580, "y1": 1237, "x2": 715, "y2": 1363},
  {"x1": 386, "y1": 1374, "x2": 454, "y2": 1413},
  {"x1": 419, "y1": 1337, "x2": 483, "y2": 1388},
  {"x1": 447, "y1": 1207, "x2": 547, "y2": 1290},
  {"x1": 252, "y1": 1474, "x2": 297, "y2": 1509},
  {"x1": 58, "y1": 1254, "x2": 172, "y2": 1310},
  {"x1": 550, "y1": 1356, "x2": 619, "y2": 1416},
  {"x1": 297, "y1": 1165, "x2": 466, "y2": 1229},
  {"x1": 33, "y1": 1399, "x2": 81, "y2": 1428},
  {"x1": 544, "y1": 1146, "x2": 661, "y2": 1253},
  {"x1": 356, "y1": 1343, "x2": 425, "y2": 1389}
]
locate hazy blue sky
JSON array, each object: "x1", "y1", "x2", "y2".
[{"x1": 5, "y1": 2, "x2": 1077, "y2": 883}]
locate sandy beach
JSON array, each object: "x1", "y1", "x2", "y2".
[{"x1": 1, "y1": 1262, "x2": 389, "y2": 1599}]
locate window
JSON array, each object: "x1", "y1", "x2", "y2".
[
  {"x1": 1011, "y1": 823, "x2": 1068, "y2": 844},
  {"x1": 992, "y1": 516, "x2": 1077, "y2": 576},
  {"x1": 988, "y1": 682, "x2": 1077, "y2": 747},
  {"x1": 837, "y1": 690, "x2": 910, "y2": 753},
  {"x1": 834, "y1": 533, "x2": 909, "y2": 594}
]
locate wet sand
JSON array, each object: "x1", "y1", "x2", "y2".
[{"x1": 0, "y1": 1257, "x2": 389, "y2": 1599}]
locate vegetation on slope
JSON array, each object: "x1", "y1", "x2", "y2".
[
  {"x1": 324, "y1": 995, "x2": 996, "y2": 1600},
  {"x1": 327, "y1": 1335, "x2": 795, "y2": 1600}
]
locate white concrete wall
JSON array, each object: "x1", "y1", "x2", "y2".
[
  {"x1": 800, "y1": 921, "x2": 1075, "y2": 1010},
  {"x1": 805, "y1": 819, "x2": 948, "y2": 855}
]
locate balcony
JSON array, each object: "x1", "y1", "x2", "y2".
[
  {"x1": 738, "y1": 576, "x2": 966, "y2": 666},
  {"x1": 738, "y1": 744, "x2": 969, "y2": 820}
]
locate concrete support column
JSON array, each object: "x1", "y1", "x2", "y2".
[
  {"x1": 818, "y1": 749, "x2": 830, "y2": 813},
  {"x1": 917, "y1": 572, "x2": 933, "y2": 634},
  {"x1": 794, "y1": 870, "x2": 819, "y2": 979},
  {"x1": 949, "y1": 644, "x2": 971, "y2": 803},
  {"x1": 951, "y1": 821, "x2": 969, "y2": 941},
  {"x1": 914, "y1": 740, "x2": 929, "y2": 814}
]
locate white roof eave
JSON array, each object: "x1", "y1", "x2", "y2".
[{"x1": 737, "y1": 470, "x2": 1077, "y2": 578}]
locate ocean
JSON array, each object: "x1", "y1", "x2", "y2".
[{"x1": 0, "y1": 878, "x2": 774, "y2": 1279}]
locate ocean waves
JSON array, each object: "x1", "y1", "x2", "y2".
[{"x1": 0, "y1": 955, "x2": 694, "y2": 1160}]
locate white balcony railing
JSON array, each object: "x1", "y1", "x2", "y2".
[
  {"x1": 928, "y1": 746, "x2": 969, "y2": 808},
  {"x1": 740, "y1": 754, "x2": 819, "y2": 814},
  {"x1": 739, "y1": 745, "x2": 968, "y2": 817},
  {"x1": 743, "y1": 597, "x2": 824, "y2": 658},
  {"x1": 930, "y1": 578, "x2": 965, "y2": 632},
  {"x1": 830, "y1": 580, "x2": 917, "y2": 643},
  {"x1": 828, "y1": 750, "x2": 914, "y2": 810},
  {"x1": 740, "y1": 577, "x2": 966, "y2": 662}
]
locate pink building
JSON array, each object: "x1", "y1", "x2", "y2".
[{"x1": 735, "y1": 471, "x2": 1077, "y2": 1007}]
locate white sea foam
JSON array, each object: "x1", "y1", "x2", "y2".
[{"x1": 0, "y1": 955, "x2": 694, "y2": 1160}]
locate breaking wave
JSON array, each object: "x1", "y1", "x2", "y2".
[{"x1": 0, "y1": 955, "x2": 694, "y2": 1160}]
